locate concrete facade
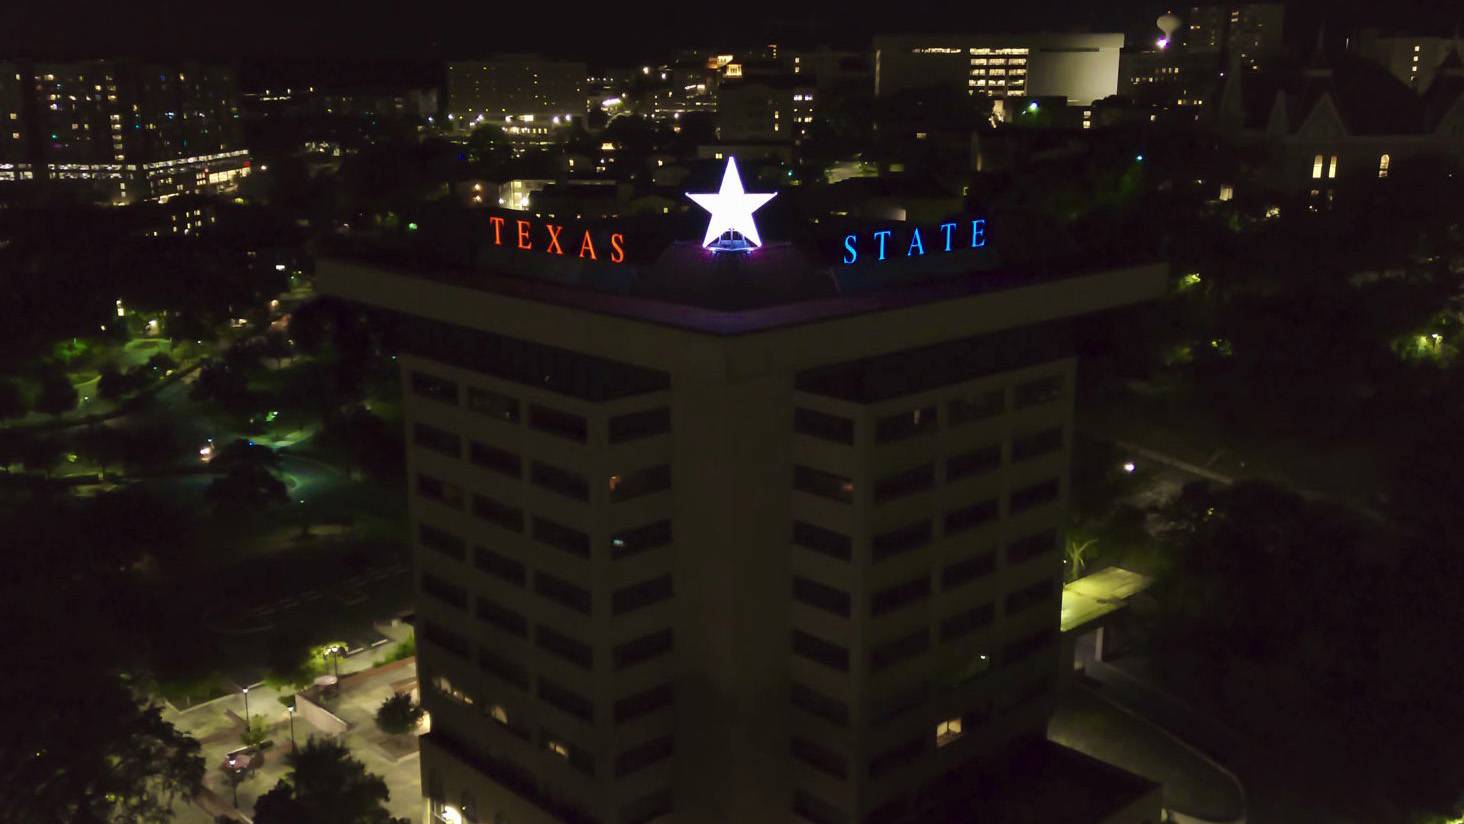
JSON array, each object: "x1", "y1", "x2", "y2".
[
  {"x1": 874, "y1": 33, "x2": 1125, "y2": 106},
  {"x1": 318, "y1": 257, "x2": 1166, "y2": 824}
]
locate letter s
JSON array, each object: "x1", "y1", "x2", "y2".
[
  {"x1": 610, "y1": 233, "x2": 625, "y2": 263},
  {"x1": 842, "y1": 234, "x2": 858, "y2": 264}
]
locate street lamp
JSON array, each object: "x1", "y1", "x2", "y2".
[
  {"x1": 288, "y1": 704, "x2": 297, "y2": 750},
  {"x1": 242, "y1": 686, "x2": 250, "y2": 723}
]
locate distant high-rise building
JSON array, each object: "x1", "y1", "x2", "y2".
[
  {"x1": 1352, "y1": 31, "x2": 1460, "y2": 91},
  {"x1": 717, "y1": 77, "x2": 817, "y2": 144},
  {"x1": 0, "y1": 60, "x2": 248, "y2": 204},
  {"x1": 319, "y1": 198, "x2": 1167, "y2": 824},
  {"x1": 874, "y1": 34, "x2": 1125, "y2": 107},
  {"x1": 1186, "y1": 2, "x2": 1285, "y2": 70},
  {"x1": 447, "y1": 56, "x2": 586, "y2": 145}
]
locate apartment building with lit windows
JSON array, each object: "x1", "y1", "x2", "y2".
[
  {"x1": 1186, "y1": 2, "x2": 1285, "y2": 70},
  {"x1": 0, "y1": 59, "x2": 248, "y2": 204},
  {"x1": 318, "y1": 220, "x2": 1164, "y2": 824},
  {"x1": 874, "y1": 33, "x2": 1124, "y2": 106},
  {"x1": 447, "y1": 57, "x2": 586, "y2": 145}
]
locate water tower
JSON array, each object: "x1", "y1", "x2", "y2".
[{"x1": 1157, "y1": 12, "x2": 1182, "y2": 49}]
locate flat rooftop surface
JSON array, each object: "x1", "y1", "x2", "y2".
[
  {"x1": 1061, "y1": 567, "x2": 1153, "y2": 633},
  {"x1": 319, "y1": 253, "x2": 1166, "y2": 338}
]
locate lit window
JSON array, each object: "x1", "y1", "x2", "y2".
[
  {"x1": 1311, "y1": 154, "x2": 1324, "y2": 180},
  {"x1": 1378, "y1": 153, "x2": 1391, "y2": 179},
  {"x1": 936, "y1": 717, "x2": 963, "y2": 746},
  {"x1": 547, "y1": 739, "x2": 569, "y2": 758},
  {"x1": 1328, "y1": 155, "x2": 1338, "y2": 180},
  {"x1": 488, "y1": 704, "x2": 508, "y2": 724}
]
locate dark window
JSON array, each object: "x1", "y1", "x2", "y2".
[
  {"x1": 947, "y1": 389, "x2": 1004, "y2": 425},
  {"x1": 794, "y1": 790, "x2": 847, "y2": 824},
  {"x1": 1008, "y1": 529, "x2": 1058, "y2": 565},
  {"x1": 793, "y1": 577, "x2": 851, "y2": 617},
  {"x1": 528, "y1": 404, "x2": 588, "y2": 443},
  {"x1": 873, "y1": 464, "x2": 934, "y2": 504},
  {"x1": 869, "y1": 685, "x2": 927, "y2": 726},
  {"x1": 870, "y1": 629, "x2": 929, "y2": 672},
  {"x1": 940, "y1": 603, "x2": 995, "y2": 641},
  {"x1": 608, "y1": 465, "x2": 670, "y2": 502},
  {"x1": 475, "y1": 597, "x2": 527, "y2": 637},
  {"x1": 874, "y1": 405, "x2": 937, "y2": 443},
  {"x1": 614, "y1": 683, "x2": 674, "y2": 724},
  {"x1": 420, "y1": 573, "x2": 468, "y2": 610},
  {"x1": 947, "y1": 444, "x2": 1001, "y2": 481},
  {"x1": 466, "y1": 386, "x2": 519, "y2": 422},
  {"x1": 870, "y1": 577, "x2": 930, "y2": 617},
  {"x1": 471, "y1": 494, "x2": 523, "y2": 532},
  {"x1": 614, "y1": 629, "x2": 674, "y2": 670},
  {"x1": 538, "y1": 677, "x2": 593, "y2": 722},
  {"x1": 1013, "y1": 375, "x2": 1063, "y2": 408},
  {"x1": 419, "y1": 523, "x2": 466, "y2": 561},
  {"x1": 1012, "y1": 427, "x2": 1063, "y2": 462},
  {"x1": 1003, "y1": 627, "x2": 1056, "y2": 665},
  {"x1": 792, "y1": 521, "x2": 852, "y2": 561},
  {"x1": 530, "y1": 461, "x2": 589, "y2": 501},
  {"x1": 612, "y1": 575, "x2": 673, "y2": 616},
  {"x1": 1006, "y1": 578, "x2": 1059, "y2": 616},
  {"x1": 536, "y1": 624, "x2": 593, "y2": 669},
  {"x1": 790, "y1": 682, "x2": 849, "y2": 726},
  {"x1": 792, "y1": 630, "x2": 849, "y2": 672},
  {"x1": 942, "y1": 552, "x2": 996, "y2": 589},
  {"x1": 609, "y1": 407, "x2": 671, "y2": 443},
  {"x1": 794, "y1": 465, "x2": 854, "y2": 503},
  {"x1": 945, "y1": 499, "x2": 998, "y2": 535},
  {"x1": 532, "y1": 517, "x2": 591, "y2": 558},
  {"x1": 872, "y1": 520, "x2": 932, "y2": 562},
  {"x1": 1010, "y1": 479, "x2": 1060, "y2": 513},
  {"x1": 615, "y1": 736, "x2": 673, "y2": 777},
  {"x1": 794, "y1": 408, "x2": 854, "y2": 445},
  {"x1": 535, "y1": 571, "x2": 592, "y2": 614},
  {"x1": 417, "y1": 474, "x2": 463, "y2": 509},
  {"x1": 868, "y1": 736, "x2": 925, "y2": 778},
  {"x1": 421, "y1": 621, "x2": 469, "y2": 659},
  {"x1": 611, "y1": 520, "x2": 672, "y2": 560},
  {"x1": 473, "y1": 546, "x2": 525, "y2": 586},
  {"x1": 468, "y1": 441, "x2": 521, "y2": 478},
  {"x1": 414, "y1": 422, "x2": 461, "y2": 457},
  {"x1": 411, "y1": 371, "x2": 458, "y2": 404},
  {"x1": 478, "y1": 646, "x2": 528, "y2": 689},
  {"x1": 792, "y1": 737, "x2": 848, "y2": 779}
]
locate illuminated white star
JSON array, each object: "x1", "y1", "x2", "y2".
[{"x1": 686, "y1": 156, "x2": 776, "y2": 248}]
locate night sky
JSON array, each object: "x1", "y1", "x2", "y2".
[{"x1": 2, "y1": 0, "x2": 1457, "y2": 73}]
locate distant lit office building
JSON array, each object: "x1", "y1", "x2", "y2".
[
  {"x1": 447, "y1": 56, "x2": 586, "y2": 145},
  {"x1": 787, "y1": 48, "x2": 872, "y2": 89},
  {"x1": 717, "y1": 78, "x2": 817, "y2": 143},
  {"x1": 0, "y1": 62, "x2": 35, "y2": 184},
  {"x1": 1186, "y1": 2, "x2": 1285, "y2": 70},
  {"x1": 0, "y1": 60, "x2": 248, "y2": 204},
  {"x1": 1352, "y1": 31, "x2": 1459, "y2": 91},
  {"x1": 874, "y1": 34, "x2": 1124, "y2": 106},
  {"x1": 320, "y1": 190, "x2": 1165, "y2": 824}
]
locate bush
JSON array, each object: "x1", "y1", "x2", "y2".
[{"x1": 374, "y1": 692, "x2": 423, "y2": 736}]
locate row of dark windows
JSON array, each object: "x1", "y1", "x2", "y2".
[
  {"x1": 417, "y1": 482, "x2": 672, "y2": 562},
  {"x1": 411, "y1": 369, "x2": 672, "y2": 444},
  {"x1": 795, "y1": 384, "x2": 1063, "y2": 448},
  {"x1": 401, "y1": 317, "x2": 668, "y2": 403},
  {"x1": 792, "y1": 436, "x2": 1061, "y2": 508},
  {"x1": 793, "y1": 319, "x2": 1073, "y2": 403},
  {"x1": 422, "y1": 623, "x2": 675, "y2": 686},
  {"x1": 792, "y1": 514, "x2": 1055, "y2": 574}
]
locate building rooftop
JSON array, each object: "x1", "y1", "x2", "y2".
[{"x1": 1060, "y1": 566, "x2": 1153, "y2": 633}]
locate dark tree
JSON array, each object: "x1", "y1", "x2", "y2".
[
  {"x1": 35, "y1": 368, "x2": 78, "y2": 416},
  {"x1": 252, "y1": 739, "x2": 407, "y2": 824},
  {"x1": 0, "y1": 378, "x2": 25, "y2": 420},
  {"x1": 207, "y1": 463, "x2": 288, "y2": 512},
  {"x1": 373, "y1": 692, "x2": 424, "y2": 736}
]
